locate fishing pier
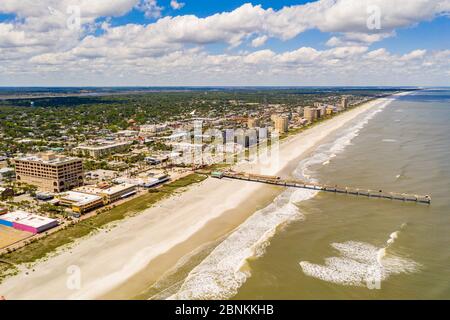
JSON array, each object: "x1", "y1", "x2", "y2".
[{"x1": 207, "y1": 171, "x2": 431, "y2": 204}]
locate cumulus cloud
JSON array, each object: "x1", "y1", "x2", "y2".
[
  {"x1": 136, "y1": 0, "x2": 164, "y2": 19},
  {"x1": 15, "y1": 46, "x2": 449, "y2": 86},
  {"x1": 170, "y1": 0, "x2": 185, "y2": 10},
  {"x1": 251, "y1": 35, "x2": 268, "y2": 47},
  {"x1": 0, "y1": 0, "x2": 449, "y2": 85}
]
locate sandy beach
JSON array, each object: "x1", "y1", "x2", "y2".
[{"x1": 0, "y1": 96, "x2": 395, "y2": 300}]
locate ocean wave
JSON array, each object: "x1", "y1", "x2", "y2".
[
  {"x1": 169, "y1": 98, "x2": 393, "y2": 300},
  {"x1": 168, "y1": 188, "x2": 315, "y2": 300},
  {"x1": 299, "y1": 225, "x2": 420, "y2": 287},
  {"x1": 299, "y1": 99, "x2": 389, "y2": 182}
]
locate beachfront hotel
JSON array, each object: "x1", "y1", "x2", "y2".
[{"x1": 14, "y1": 153, "x2": 83, "y2": 193}]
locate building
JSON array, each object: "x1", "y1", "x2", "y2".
[
  {"x1": 303, "y1": 107, "x2": 317, "y2": 123},
  {"x1": 0, "y1": 210, "x2": 58, "y2": 234},
  {"x1": 144, "y1": 157, "x2": 162, "y2": 165},
  {"x1": 0, "y1": 187, "x2": 14, "y2": 200},
  {"x1": 74, "y1": 141, "x2": 131, "y2": 159},
  {"x1": 140, "y1": 124, "x2": 167, "y2": 136},
  {"x1": 341, "y1": 96, "x2": 349, "y2": 110},
  {"x1": 15, "y1": 153, "x2": 83, "y2": 193},
  {"x1": 0, "y1": 210, "x2": 29, "y2": 227},
  {"x1": 13, "y1": 214, "x2": 58, "y2": 234},
  {"x1": 326, "y1": 106, "x2": 335, "y2": 115},
  {"x1": 273, "y1": 115, "x2": 289, "y2": 133},
  {"x1": 247, "y1": 117, "x2": 260, "y2": 128},
  {"x1": 73, "y1": 183, "x2": 136, "y2": 204},
  {"x1": 59, "y1": 191, "x2": 103, "y2": 214},
  {"x1": 0, "y1": 167, "x2": 14, "y2": 181},
  {"x1": 318, "y1": 106, "x2": 327, "y2": 117}
]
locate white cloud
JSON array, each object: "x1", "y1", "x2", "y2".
[
  {"x1": 251, "y1": 35, "x2": 268, "y2": 47},
  {"x1": 400, "y1": 49, "x2": 427, "y2": 60},
  {"x1": 0, "y1": 0, "x2": 449, "y2": 85},
  {"x1": 136, "y1": 0, "x2": 164, "y2": 19},
  {"x1": 170, "y1": 0, "x2": 185, "y2": 10}
]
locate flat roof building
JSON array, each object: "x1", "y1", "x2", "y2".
[
  {"x1": 74, "y1": 141, "x2": 131, "y2": 159},
  {"x1": 140, "y1": 124, "x2": 167, "y2": 136},
  {"x1": 0, "y1": 210, "x2": 29, "y2": 227},
  {"x1": 59, "y1": 191, "x2": 103, "y2": 214},
  {"x1": 74, "y1": 183, "x2": 136, "y2": 204},
  {"x1": 15, "y1": 153, "x2": 83, "y2": 193},
  {"x1": 0, "y1": 210, "x2": 58, "y2": 234},
  {"x1": 13, "y1": 214, "x2": 58, "y2": 234}
]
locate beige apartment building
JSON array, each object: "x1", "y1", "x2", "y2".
[
  {"x1": 15, "y1": 153, "x2": 83, "y2": 193},
  {"x1": 273, "y1": 115, "x2": 289, "y2": 133},
  {"x1": 303, "y1": 106, "x2": 317, "y2": 123}
]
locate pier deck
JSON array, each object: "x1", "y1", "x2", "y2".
[{"x1": 208, "y1": 171, "x2": 431, "y2": 204}]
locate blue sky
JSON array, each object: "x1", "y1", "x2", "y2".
[{"x1": 0, "y1": 0, "x2": 449, "y2": 86}]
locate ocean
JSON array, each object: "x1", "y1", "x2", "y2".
[{"x1": 163, "y1": 89, "x2": 450, "y2": 300}]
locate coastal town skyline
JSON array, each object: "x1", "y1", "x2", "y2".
[
  {"x1": 1, "y1": 0, "x2": 450, "y2": 86},
  {"x1": 1, "y1": 0, "x2": 449, "y2": 309}
]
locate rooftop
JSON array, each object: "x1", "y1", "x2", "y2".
[
  {"x1": 74, "y1": 183, "x2": 135, "y2": 196},
  {"x1": 60, "y1": 191, "x2": 102, "y2": 206},
  {"x1": 15, "y1": 214, "x2": 58, "y2": 228},
  {"x1": 75, "y1": 141, "x2": 131, "y2": 150},
  {"x1": 15, "y1": 153, "x2": 80, "y2": 165},
  {"x1": 0, "y1": 210, "x2": 30, "y2": 222}
]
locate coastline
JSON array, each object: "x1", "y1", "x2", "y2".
[{"x1": 0, "y1": 95, "x2": 399, "y2": 299}]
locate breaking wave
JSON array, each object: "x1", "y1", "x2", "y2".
[
  {"x1": 169, "y1": 99, "x2": 392, "y2": 300},
  {"x1": 299, "y1": 224, "x2": 420, "y2": 287}
]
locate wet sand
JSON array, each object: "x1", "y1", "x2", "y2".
[{"x1": 0, "y1": 97, "x2": 388, "y2": 299}]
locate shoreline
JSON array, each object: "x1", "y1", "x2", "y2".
[{"x1": 0, "y1": 95, "x2": 400, "y2": 299}]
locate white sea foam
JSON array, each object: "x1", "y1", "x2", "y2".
[
  {"x1": 169, "y1": 98, "x2": 393, "y2": 300},
  {"x1": 382, "y1": 139, "x2": 397, "y2": 143},
  {"x1": 300, "y1": 226, "x2": 420, "y2": 287},
  {"x1": 168, "y1": 188, "x2": 315, "y2": 300}
]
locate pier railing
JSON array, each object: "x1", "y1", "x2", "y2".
[{"x1": 206, "y1": 171, "x2": 431, "y2": 204}]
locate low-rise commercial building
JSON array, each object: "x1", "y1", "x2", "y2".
[
  {"x1": 74, "y1": 141, "x2": 131, "y2": 159},
  {"x1": 74, "y1": 183, "x2": 137, "y2": 204},
  {"x1": 0, "y1": 210, "x2": 58, "y2": 234},
  {"x1": 59, "y1": 191, "x2": 103, "y2": 214},
  {"x1": 140, "y1": 124, "x2": 167, "y2": 136}
]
